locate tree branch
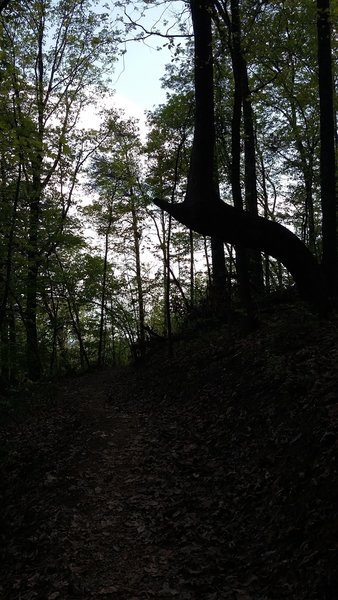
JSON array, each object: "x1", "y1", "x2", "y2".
[{"x1": 153, "y1": 197, "x2": 329, "y2": 311}]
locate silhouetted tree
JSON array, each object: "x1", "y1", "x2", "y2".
[{"x1": 154, "y1": 0, "x2": 328, "y2": 312}]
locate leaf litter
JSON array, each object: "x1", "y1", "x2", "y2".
[{"x1": 0, "y1": 305, "x2": 337, "y2": 599}]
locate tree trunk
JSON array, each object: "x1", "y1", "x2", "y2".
[
  {"x1": 230, "y1": 0, "x2": 264, "y2": 295},
  {"x1": 0, "y1": 306, "x2": 16, "y2": 385},
  {"x1": 188, "y1": 0, "x2": 229, "y2": 312},
  {"x1": 67, "y1": 298, "x2": 90, "y2": 370},
  {"x1": 316, "y1": 0, "x2": 337, "y2": 291},
  {"x1": 189, "y1": 229, "x2": 195, "y2": 308},
  {"x1": 26, "y1": 189, "x2": 41, "y2": 380},
  {"x1": 98, "y1": 205, "x2": 113, "y2": 366},
  {"x1": 203, "y1": 237, "x2": 212, "y2": 286},
  {"x1": 210, "y1": 238, "x2": 229, "y2": 314},
  {"x1": 228, "y1": 2, "x2": 255, "y2": 316},
  {"x1": 25, "y1": 14, "x2": 45, "y2": 380},
  {"x1": 153, "y1": 0, "x2": 328, "y2": 313},
  {"x1": 164, "y1": 213, "x2": 173, "y2": 356},
  {"x1": 0, "y1": 164, "x2": 21, "y2": 330},
  {"x1": 186, "y1": 0, "x2": 216, "y2": 209},
  {"x1": 153, "y1": 197, "x2": 328, "y2": 311},
  {"x1": 130, "y1": 189, "x2": 146, "y2": 356}
]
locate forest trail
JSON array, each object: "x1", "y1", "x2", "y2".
[
  {"x1": 1, "y1": 369, "x2": 169, "y2": 599},
  {"x1": 1, "y1": 307, "x2": 338, "y2": 599}
]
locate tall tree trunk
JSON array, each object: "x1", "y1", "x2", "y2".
[
  {"x1": 164, "y1": 213, "x2": 173, "y2": 356},
  {"x1": 130, "y1": 189, "x2": 146, "y2": 355},
  {"x1": 98, "y1": 205, "x2": 113, "y2": 366},
  {"x1": 154, "y1": 0, "x2": 329, "y2": 313},
  {"x1": 210, "y1": 238, "x2": 229, "y2": 314},
  {"x1": 1, "y1": 320, "x2": 9, "y2": 385},
  {"x1": 203, "y1": 237, "x2": 212, "y2": 287},
  {"x1": 110, "y1": 300, "x2": 116, "y2": 367},
  {"x1": 25, "y1": 12, "x2": 45, "y2": 380},
  {"x1": 67, "y1": 298, "x2": 90, "y2": 370},
  {"x1": 229, "y1": 2, "x2": 255, "y2": 317},
  {"x1": 56, "y1": 254, "x2": 90, "y2": 371},
  {"x1": 189, "y1": 229, "x2": 195, "y2": 308},
  {"x1": 289, "y1": 98, "x2": 318, "y2": 256},
  {"x1": 188, "y1": 0, "x2": 228, "y2": 313},
  {"x1": 186, "y1": 0, "x2": 216, "y2": 208},
  {"x1": 26, "y1": 186, "x2": 41, "y2": 380},
  {"x1": 0, "y1": 306, "x2": 16, "y2": 385},
  {"x1": 316, "y1": 0, "x2": 337, "y2": 291},
  {"x1": 0, "y1": 164, "x2": 21, "y2": 330},
  {"x1": 230, "y1": 0, "x2": 264, "y2": 295},
  {"x1": 149, "y1": 205, "x2": 172, "y2": 344}
]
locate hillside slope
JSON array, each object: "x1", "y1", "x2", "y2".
[{"x1": 0, "y1": 304, "x2": 337, "y2": 599}]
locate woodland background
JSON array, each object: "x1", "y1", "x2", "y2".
[
  {"x1": 0, "y1": 0, "x2": 337, "y2": 384},
  {"x1": 0, "y1": 2, "x2": 338, "y2": 598}
]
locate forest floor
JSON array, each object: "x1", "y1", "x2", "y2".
[{"x1": 1, "y1": 303, "x2": 338, "y2": 600}]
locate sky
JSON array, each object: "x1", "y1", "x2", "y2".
[
  {"x1": 108, "y1": 1, "x2": 188, "y2": 122},
  {"x1": 113, "y1": 39, "x2": 171, "y2": 112},
  {"x1": 81, "y1": 2, "x2": 189, "y2": 139}
]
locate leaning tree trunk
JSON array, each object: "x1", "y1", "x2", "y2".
[
  {"x1": 153, "y1": 0, "x2": 329, "y2": 313},
  {"x1": 317, "y1": 0, "x2": 337, "y2": 292},
  {"x1": 153, "y1": 198, "x2": 328, "y2": 311}
]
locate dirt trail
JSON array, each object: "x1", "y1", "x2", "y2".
[
  {"x1": 1, "y1": 370, "x2": 165, "y2": 599},
  {"x1": 1, "y1": 312, "x2": 338, "y2": 599}
]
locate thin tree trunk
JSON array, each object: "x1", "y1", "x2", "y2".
[
  {"x1": 149, "y1": 205, "x2": 172, "y2": 343},
  {"x1": 98, "y1": 205, "x2": 113, "y2": 366},
  {"x1": 203, "y1": 237, "x2": 212, "y2": 286},
  {"x1": 66, "y1": 298, "x2": 90, "y2": 370},
  {"x1": 0, "y1": 163, "x2": 21, "y2": 330},
  {"x1": 259, "y1": 149, "x2": 272, "y2": 290},
  {"x1": 0, "y1": 306, "x2": 16, "y2": 385},
  {"x1": 164, "y1": 213, "x2": 173, "y2": 356},
  {"x1": 56, "y1": 253, "x2": 90, "y2": 370},
  {"x1": 110, "y1": 301, "x2": 116, "y2": 367},
  {"x1": 317, "y1": 0, "x2": 337, "y2": 291},
  {"x1": 26, "y1": 189, "x2": 41, "y2": 380},
  {"x1": 289, "y1": 98, "x2": 318, "y2": 256},
  {"x1": 230, "y1": 0, "x2": 264, "y2": 295},
  {"x1": 130, "y1": 190, "x2": 146, "y2": 356},
  {"x1": 25, "y1": 13, "x2": 45, "y2": 380},
  {"x1": 42, "y1": 292, "x2": 58, "y2": 375},
  {"x1": 210, "y1": 238, "x2": 229, "y2": 314},
  {"x1": 228, "y1": 0, "x2": 255, "y2": 319},
  {"x1": 189, "y1": 229, "x2": 194, "y2": 308}
]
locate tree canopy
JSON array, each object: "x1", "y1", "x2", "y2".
[{"x1": 0, "y1": 0, "x2": 336, "y2": 381}]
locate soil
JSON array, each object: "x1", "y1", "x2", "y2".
[{"x1": 1, "y1": 304, "x2": 338, "y2": 599}]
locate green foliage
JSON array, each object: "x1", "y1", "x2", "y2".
[{"x1": 0, "y1": 0, "x2": 336, "y2": 380}]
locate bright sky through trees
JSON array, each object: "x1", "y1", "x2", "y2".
[
  {"x1": 82, "y1": 1, "x2": 188, "y2": 136},
  {"x1": 112, "y1": 1, "x2": 188, "y2": 116},
  {"x1": 113, "y1": 37, "x2": 171, "y2": 110}
]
